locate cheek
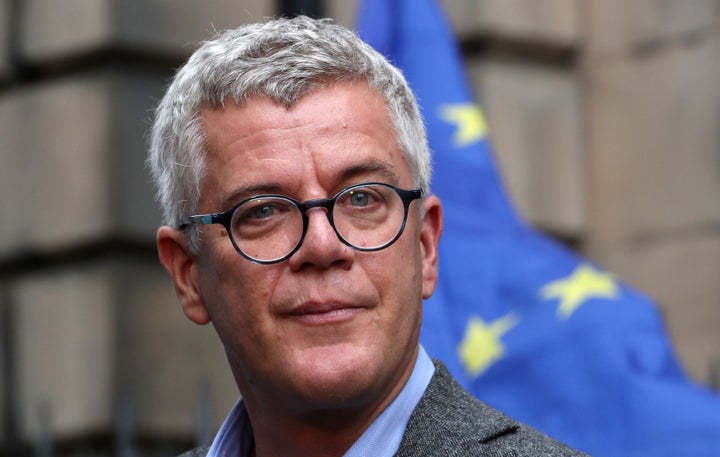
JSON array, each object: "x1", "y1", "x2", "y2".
[
  {"x1": 198, "y1": 250, "x2": 275, "y2": 329},
  {"x1": 365, "y1": 244, "x2": 423, "y2": 311},
  {"x1": 200, "y1": 263, "x2": 285, "y2": 374}
]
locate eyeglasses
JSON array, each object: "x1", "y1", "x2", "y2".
[{"x1": 181, "y1": 182, "x2": 424, "y2": 264}]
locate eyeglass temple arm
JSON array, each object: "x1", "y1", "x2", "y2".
[{"x1": 179, "y1": 214, "x2": 216, "y2": 229}]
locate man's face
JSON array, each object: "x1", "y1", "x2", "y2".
[{"x1": 159, "y1": 81, "x2": 442, "y2": 417}]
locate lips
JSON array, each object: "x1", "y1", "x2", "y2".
[{"x1": 284, "y1": 300, "x2": 367, "y2": 325}]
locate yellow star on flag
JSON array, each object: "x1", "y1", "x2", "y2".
[
  {"x1": 439, "y1": 103, "x2": 488, "y2": 147},
  {"x1": 458, "y1": 313, "x2": 519, "y2": 378},
  {"x1": 540, "y1": 263, "x2": 619, "y2": 320}
]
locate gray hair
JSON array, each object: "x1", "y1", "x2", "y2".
[{"x1": 148, "y1": 15, "x2": 431, "y2": 251}]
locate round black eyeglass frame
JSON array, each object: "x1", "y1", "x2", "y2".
[{"x1": 180, "y1": 182, "x2": 424, "y2": 264}]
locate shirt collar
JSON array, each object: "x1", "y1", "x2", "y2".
[
  {"x1": 206, "y1": 345, "x2": 435, "y2": 457},
  {"x1": 205, "y1": 399, "x2": 253, "y2": 457}
]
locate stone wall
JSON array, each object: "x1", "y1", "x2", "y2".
[{"x1": 1, "y1": 0, "x2": 719, "y2": 454}]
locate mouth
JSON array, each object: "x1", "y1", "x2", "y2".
[{"x1": 285, "y1": 302, "x2": 366, "y2": 326}]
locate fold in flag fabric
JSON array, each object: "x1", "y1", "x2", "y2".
[{"x1": 356, "y1": 1, "x2": 720, "y2": 456}]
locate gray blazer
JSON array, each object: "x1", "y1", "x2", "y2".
[
  {"x1": 179, "y1": 361, "x2": 588, "y2": 456},
  {"x1": 394, "y1": 362, "x2": 588, "y2": 456}
]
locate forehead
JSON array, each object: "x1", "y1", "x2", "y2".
[{"x1": 198, "y1": 82, "x2": 413, "y2": 206}]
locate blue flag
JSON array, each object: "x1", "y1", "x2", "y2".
[{"x1": 357, "y1": 1, "x2": 720, "y2": 456}]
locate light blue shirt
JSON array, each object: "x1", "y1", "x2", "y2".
[{"x1": 206, "y1": 346, "x2": 435, "y2": 457}]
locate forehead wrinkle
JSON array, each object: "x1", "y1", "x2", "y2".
[{"x1": 335, "y1": 160, "x2": 402, "y2": 187}]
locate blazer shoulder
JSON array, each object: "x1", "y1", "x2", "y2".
[{"x1": 396, "y1": 361, "x2": 588, "y2": 456}]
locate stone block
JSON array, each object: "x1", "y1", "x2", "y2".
[
  {"x1": 19, "y1": 0, "x2": 113, "y2": 62},
  {"x1": 12, "y1": 259, "x2": 238, "y2": 440},
  {"x1": 115, "y1": 0, "x2": 275, "y2": 56},
  {"x1": 14, "y1": 264, "x2": 116, "y2": 439},
  {"x1": 0, "y1": 76, "x2": 112, "y2": 253},
  {"x1": 0, "y1": 72, "x2": 165, "y2": 256},
  {"x1": 467, "y1": 58, "x2": 587, "y2": 237},
  {"x1": 587, "y1": 34, "x2": 720, "y2": 244},
  {"x1": 107, "y1": 72, "x2": 168, "y2": 239},
  {"x1": 443, "y1": 0, "x2": 581, "y2": 46},
  {"x1": 326, "y1": 0, "x2": 360, "y2": 29},
  {"x1": 586, "y1": 0, "x2": 719, "y2": 53},
  {"x1": 587, "y1": 234, "x2": 720, "y2": 384},
  {"x1": 19, "y1": 0, "x2": 276, "y2": 63}
]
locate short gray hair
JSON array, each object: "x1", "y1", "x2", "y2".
[{"x1": 148, "y1": 16, "x2": 430, "y2": 251}]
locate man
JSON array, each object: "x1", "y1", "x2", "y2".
[{"x1": 148, "y1": 15, "x2": 586, "y2": 457}]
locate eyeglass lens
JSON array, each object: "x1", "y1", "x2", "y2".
[{"x1": 230, "y1": 183, "x2": 407, "y2": 262}]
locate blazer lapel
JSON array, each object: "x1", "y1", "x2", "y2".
[{"x1": 395, "y1": 361, "x2": 520, "y2": 456}]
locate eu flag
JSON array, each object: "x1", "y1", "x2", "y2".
[{"x1": 357, "y1": 0, "x2": 720, "y2": 456}]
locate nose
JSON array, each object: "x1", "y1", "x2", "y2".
[{"x1": 287, "y1": 207, "x2": 354, "y2": 271}]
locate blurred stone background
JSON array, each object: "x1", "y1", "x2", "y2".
[{"x1": 0, "y1": 0, "x2": 718, "y2": 455}]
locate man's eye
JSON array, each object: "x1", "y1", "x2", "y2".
[
  {"x1": 236, "y1": 200, "x2": 292, "y2": 225},
  {"x1": 250, "y1": 205, "x2": 276, "y2": 219},
  {"x1": 348, "y1": 191, "x2": 372, "y2": 207}
]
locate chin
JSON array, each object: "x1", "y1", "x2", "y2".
[{"x1": 290, "y1": 342, "x2": 388, "y2": 405}]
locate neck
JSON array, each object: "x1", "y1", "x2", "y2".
[{"x1": 248, "y1": 402, "x2": 381, "y2": 457}]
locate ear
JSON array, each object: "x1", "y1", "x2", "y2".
[
  {"x1": 419, "y1": 195, "x2": 443, "y2": 299},
  {"x1": 157, "y1": 226, "x2": 211, "y2": 325}
]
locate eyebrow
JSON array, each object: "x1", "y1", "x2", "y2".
[
  {"x1": 217, "y1": 159, "x2": 403, "y2": 211},
  {"x1": 218, "y1": 183, "x2": 285, "y2": 211},
  {"x1": 337, "y1": 160, "x2": 402, "y2": 187}
]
